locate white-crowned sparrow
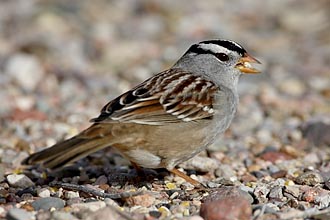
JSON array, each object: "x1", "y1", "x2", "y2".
[{"x1": 23, "y1": 39, "x2": 260, "y2": 186}]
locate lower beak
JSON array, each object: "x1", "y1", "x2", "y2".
[{"x1": 235, "y1": 53, "x2": 261, "y2": 74}]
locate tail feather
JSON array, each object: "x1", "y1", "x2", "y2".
[{"x1": 22, "y1": 124, "x2": 114, "y2": 169}]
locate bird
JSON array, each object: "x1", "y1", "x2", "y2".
[{"x1": 23, "y1": 39, "x2": 260, "y2": 186}]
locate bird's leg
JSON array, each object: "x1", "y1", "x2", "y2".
[{"x1": 170, "y1": 168, "x2": 205, "y2": 188}]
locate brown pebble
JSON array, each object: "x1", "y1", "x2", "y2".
[
  {"x1": 126, "y1": 193, "x2": 155, "y2": 207},
  {"x1": 241, "y1": 173, "x2": 258, "y2": 183},
  {"x1": 200, "y1": 187, "x2": 252, "y2": 220},
  {"x1": 260, "y1": 151, "x2": 293, "y2": 163},
  {"x1": 295, "y1": 171, "x2": 324, "y2": 186},
  {"x1": 21, "y1": 203, "x2": 35, "y2": 211},
  {"x1": 200, "y1": 196, "x2": 251, "y2": 220},
  {"x1": 271, "y1": 170, "x2": 287, "y2": 179}
]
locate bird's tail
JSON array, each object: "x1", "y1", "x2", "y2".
[{"x1": 22, "y1": 124, "x2": 114, "y2": 169}]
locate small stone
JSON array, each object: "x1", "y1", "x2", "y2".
[
  {"x1": 186, "y1": 216, "x2": 204, "y2": 220},
  {"x1": 103, "y1": 198, "x2": 120, "y2": 208},
  {"x1": 85, "y1": 206, "x2": 127, "y2": 220},
  {"x1": 206, "y1": 187, "x2": 254, "y2": 204},
  {"x1": 36, "y1": 211, "x2": 51, "y2": 220},
  {"x1": 51, "y1": 211, "x2": 79, "y2": 220},
  {"x1": 268, "y1": 186, "x2": 283, "y2": 200},
  {"x1": 149, "y1": 210, "x2": 161, "y2": 218},
  {"x1": 254, "y1": 184, "x2": 271, "y2": 203},
  {"x1": 271, "y1": 170, "x2": 287, "y2": 179},
  {"x1": 278, "y1": 78, "x2": 306, "y2": 96},
  {"x1": 71, "y1": 201, "x2": 106, "y2": 212},
  {"x1": 302, "y1": 121, "x2": 330, "y2": 147},
  {"x1": 260, "y1": 151, "x2": 293, "y2": 163},
  {"x1": 5, "y1": 53, "x2": 44, "y2": 91},
  {"x1": 6, "y1": 174, "x2": 34, "y2": 188},
  {"x1": 166, "y1": 182, "x2": 177, "y2": 190},
  {"x1": 37, "y1": 188, "x2": 51, "y2": 198},
  {"x1": 158, "y1": 206, "x2": 171, "y2": 218},
  {"x1": 256, "y1": 129, "x2": 273, "y2": 144},
  {"x1": 200, "y1": 195, "x2": 252, "y2": 220},
  {"x1": 314, "y1": 192, "x2": 330, "y2": 209},
  {"x1": 6, "y1": 208, "x2": 34, "y2": 220},
  {"x1": 31, "y1": 197, "x2": 65, "y2": 211},
  {"x1": 0, "y1": 207, "x2": 5, "y2": 216},
  {"x1": 21, "y1": 193, "x2": 33, "y2": 201},
  {"x1": 66, "y1": 197, "x2": 83, "y2": 206},
  {"x1": 295, "y1": 171, "x2": 324, "y2": 186},
  {"x1": 126, "y1": 193, "x2": 155, "y2": 207},
  {"x1": 284, "y1": 185, "x2": 300, "y2": 198},
  {"x1": 179, "y1": 156, "x2": 218, "y2": 172},
  {"x1": 0, "y1": 164, "x2": 5, "y2": 182},
  {"x1": 94, "y1": 175, "x2": 108, "y2": 185},
  {"x1": 302, "y1": 187, "x2": 330, "y2": 207},
  {"x1": 65, "y1": 191, "x2": 80, "y2": 199},
  {"x1": 215, "y1": 164, "x2": 236, "y2": 179}
]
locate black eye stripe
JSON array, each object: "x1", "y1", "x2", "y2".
[
  {"x1": 215, "y1": 53, "x2": 229, "y2": 62},
  {"x1": 186, "y1": 45, "x2": 230, "y2": 62}
]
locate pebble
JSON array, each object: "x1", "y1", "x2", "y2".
[
  {"x1": 84, "y1": 206, "x2": 126, "y2": 220},
  {"x1": 94, "y1": 175, "x2": 108, "y2": 185},
  {"x1": 284, "y1": 185, "x2": 300, "y2": 198},
  {"x1": 200, "y1": 195, "x2": 251, "y2": 220},
  {"x1": 6, "y1": 174, "x2": 35, "y2": 188},
  {"x1": 37, "y1": 188, "x2": 51, "y2": 198},
  {"x1": 126, "y1": 193, "x2": 155, "y2": 207},
  {"x1": 185, "y1": 216, "x2": 204, "y2": 220},
  {"x1": 31, "y1": 197, "x2": 65, "y2": 211},
  {"x1": 179, "y1": 156, "x2": 218, "y2": 173},
  {"x1": 64, "y1": 191, "x2": 80, "y2": 199},
  {"x1": 66, "y1": 197, "x2": 83, "y2": 206},
  {"x1": 104, "y1": 198, "x2": 120, "y2": 208},
  {"x1": 5, "y1": 53, "x2": 44, "y2": 91},
  {"x1": 0, "y1": 164, "x2": 5, "y2": 182},
  {"x1": 6, "y1": 208, "x2": 34, "y2": 220},
  {"x1": 295, "y1": 171, "x2": 324, "y2": 186},
  {"x1": 51, "y1": 211, "x2": 79, "y2": 220},
  {"x1": 278, "y1": 78, "x2": 306, "y2": 96},
  {"x1": 302, "y1": 121, "x2": 330, "y2": 147},
  {"x1": 158, "y1": 206, "x2": 171, "y2": 218},
  {"x1": 71, "y1": 201, "x2": 106, "y2": 212},
  {"x1": 301, "y1": 187, "x2": 330, "y2": 209},
  {"x1": 254, "y1": 184, "x2": 271, "y2": 203},
  {"x1": 260, "y1": 151, "x2": 293, "y2": 163},
  {"x1": 215, "y1": 164, "x2": 236, "y2": 179},
  {"x1": 268, "y1": 186, "x2": 283, "y2": 200},
  {"x1": 0, "y1": 207, "x2": 5, "y2": 216}
]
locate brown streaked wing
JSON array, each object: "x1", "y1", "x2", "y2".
[{"x1": 90, "y1": 68, "x2": 218, "y2": 125}]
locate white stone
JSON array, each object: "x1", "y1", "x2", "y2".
[
  {"x1": 6, "y1": 174, "x2": 35, "y2": 188},
  {"x1": 37, "y1": 188, "x2": 51, "y2": 198},
  {"x1": 65, "y1": 191, "x2": 80, "y2": 199},
  {"x1": 6, "y1": 53, "x2": 44, "y2": 91}
]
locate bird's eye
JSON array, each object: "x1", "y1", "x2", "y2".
[{"x1": 215, "y1": 53, "x2": 229, "y2": 62}]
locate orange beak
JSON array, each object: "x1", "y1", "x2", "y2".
[{"x1": 235, "y1": 53, "x2": 261, "y2": 74}]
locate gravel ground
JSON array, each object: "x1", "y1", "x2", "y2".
[{"x1": 1, "y1": 0, "x2": 330, "y2": 219}]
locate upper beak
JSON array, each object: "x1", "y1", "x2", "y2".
[{"x1": 235, "y1": 53, "x2": 261, "y2": 74}]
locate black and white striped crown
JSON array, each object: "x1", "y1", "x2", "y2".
[{"x1": 187, "y1": 39, "x2": 247, "y2": 57}]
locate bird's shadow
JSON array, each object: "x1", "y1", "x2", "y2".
[{"x1": 23, "y1": 162, "x2": 168, "y2": 189}]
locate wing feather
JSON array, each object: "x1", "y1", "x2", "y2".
[{"x1": 91, "y1": 68, "x2": 219, "y2": 125}]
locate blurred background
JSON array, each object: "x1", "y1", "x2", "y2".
[{"x1": 0, "y1": 0, "x2": 329, "y2": 167}]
